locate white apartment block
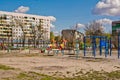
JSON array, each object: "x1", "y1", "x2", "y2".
[{"x1": 0, "y1": 11, "x2": 55, "y2": 41}]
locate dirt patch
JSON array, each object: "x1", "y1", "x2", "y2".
[
  {"x1": 0, "y1": 52, "x2": 120, "y2": 78},
  {"x1": 0, "y1": 70, "x2": 20, "y2": 79},
  {"x1": 34, "y1": 66, "x2": 67, "y2": 71}
]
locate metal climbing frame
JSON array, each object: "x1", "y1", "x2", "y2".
[{"x1": 84, "y1": 36, "x2": 112, "y2": 58}]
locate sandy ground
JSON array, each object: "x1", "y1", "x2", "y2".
[{"x1": 0, "y1": 50, "x2": 120, "y2": 78}]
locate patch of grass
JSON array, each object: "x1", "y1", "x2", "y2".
[
  {"x1": 0, "y1": 52, "x2": 42, "y2": 58},
  {"x1": 107, "y1": 70, "x2": 120, "y2": 79},
  {"x1": 1, "y1": 78, "x2": 11, "y2": 80},
  {"x1": 40, "y1": 76, "x2": 55, "y2": 80},
  {"x1": 0, "y1": 64, "x2": 15, "y2": 70},
  {"x1": 2, "y1": 71, "x2": 58, "y2": 80},
  {"x1": 2, "y1": 70, "x2": 120, "y2": 80},
  {"x1": 71, "y1": 70, "x2": 120, "y2": 80},
  {"x1": 16, "y1": 73, "x2": 29, "y2": 79}
]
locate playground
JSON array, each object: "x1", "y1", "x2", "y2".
[
  {"x1": 0, "y1": 51, "x2": 120, "y2": 79},
  {"x1": 0, "y1": 36, "x2": 120, "y2": 79}
]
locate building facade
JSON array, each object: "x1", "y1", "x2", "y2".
[
  {"x1": 112, "y1": 21, "x2": 120, "y2": 35},
  {"x1": 0, "y1": 11, "x2": 55, "y2": 42},
  {"x1": 62, "y1": 29, "x2": 84, "y2": 42},
  {"x1": 62, "y1": 29, "x2": 84, "y2": 49},
  {"x1": 112, "y1": 21, "x2": 120, "y2": 48}
]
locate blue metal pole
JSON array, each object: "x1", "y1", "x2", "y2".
[
  {"x1": 105, "y1": 37, "x2": 108, "y2": 58},
  {"x1": 84, "y1": 37, "x2": 86, "y2": 56},
  {"x1": 99, "y1": 37, "x2": 102, "y2": 56},
  {"x1": 107, "y1": 38, "x2": 109, "y2": 55},
  {"x1": 92, "y1": 37, "x2": 96, "y2": 58},
  {"x1": 105, "y1": 38, "x2": 107, "y2": 57},
  {"x1": 107, "y1": 39, "x2": 109, "y2": 55},
  {"x1": 110, "y1": 38, "x2": 112, "y2": 56}
]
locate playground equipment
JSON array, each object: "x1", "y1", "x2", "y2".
[
  {"x1": 45, "y1": 39, "x2": 66, "y2": 56},
  {"x1": 83, "y1": 36, "x2": 112, "y2": 58},
  {"x1": 35, "y1": 36, "x2": 120, "y2": 59},
  {"x1": 74, "y1": 41, "x2": 80, "y2": 58}
]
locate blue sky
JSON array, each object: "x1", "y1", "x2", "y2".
[{"x1": 0, "y1": 0, "x2": 120, "y2": 33}]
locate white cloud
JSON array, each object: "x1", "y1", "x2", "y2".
[
  {"x1": 96, "y1": 18, "x2": 112, "y2": 25},
  {"x1": 76, "y1": 23, "x2": 85, "y2": 28},
  {"x1": 95, "y1": 18, "x2": 113, "y2": 31},
  {"x1": 15, "y1": 6, "x2": 29, "y2": 13},
  {"x1": 48, "y1": 16, "x2": 56, "y2": 22},
  {"x1": 93, "y1": 0, "x2": 120, "y2": 16},
  {"x1": 72, "y1": 23, "x2": 85, "y2": 29},
  {"x1": 50, "y1": 24, "x2": 55, "y2": 28}
]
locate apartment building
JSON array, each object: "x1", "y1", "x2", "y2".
[
  {"x1": 112, "y1": 21, "x2": 120, "y2": 48},
  {"x1": 0, "y1": 11, "x2": 55, "y2": 42},
  {"x1": 112, "y1": 21, "x2": 120, "y2": 35}
]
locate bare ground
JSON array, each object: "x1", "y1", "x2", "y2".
[{"x1": 0, "y1": 50, "x2": 120, "y2": 79}]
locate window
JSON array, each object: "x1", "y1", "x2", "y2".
[{"x1": 24, "y1": 16, "x2": 27, "y2": 19}]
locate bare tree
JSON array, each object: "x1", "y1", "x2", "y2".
[
  {"x1": 30, "y1": 21, "x2": 46, "y2": 48},
  {"x1": 10, "y1": 17, "x2": 47, "y2": 48},
  {"x1": 10, "y1": 17, "x2": 22, "y2": 46},
  {"x1": 12, "y1": 19, "x2": 26, "y2": 47},
  {"x1": 30, "y1": 24, "x2": 38, "y2": 48},
  {"x1": 84, "y1": 21, "x2": 104, "y2": 36}
]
